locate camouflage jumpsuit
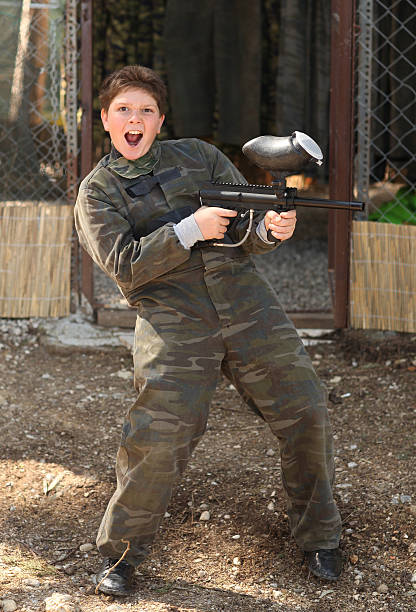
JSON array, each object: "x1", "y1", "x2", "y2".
[{"x1": 74, "y1": 138, "x2": 342, "y2": 566}]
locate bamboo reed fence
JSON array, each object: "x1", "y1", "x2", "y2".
[
  {"x1": 350, "y1": 220, "x2": 416, "y2": 332},
  {"x1": 0, "y1": 202, "x2": 73, "y2": 317}
]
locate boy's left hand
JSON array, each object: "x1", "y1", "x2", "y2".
[{"x1": 264, "y1": 209, "x2": 297, "y2": 241}]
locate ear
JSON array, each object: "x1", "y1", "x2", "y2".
[
  {"x1": 101, "y1": 108, "x2": 109, "y2": 131},
  {"x1": 157, "y1": 114, "x2": 165, "y2": 134}
]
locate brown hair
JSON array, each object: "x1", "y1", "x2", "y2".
[{"x1": 99, "y1": 65, "x2": 167, "y2": 114}]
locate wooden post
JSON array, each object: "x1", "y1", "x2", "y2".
[{"x1": 328, "y1": 0, "x2": 356, "y2": 328}]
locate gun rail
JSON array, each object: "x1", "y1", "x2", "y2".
[{"x1": 199, "y1": 186, "x2": 364, "y2": 212}]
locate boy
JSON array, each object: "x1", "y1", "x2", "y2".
[{"x1": 74, "y1": 65, "x2": 342, "y2": 596}]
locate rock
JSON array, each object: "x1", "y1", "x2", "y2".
[
  {"x1": 320, "y1": 589, "x2": 335, "y2": 598},
  {"x1": 2, "y1": 600, "x2": 18, "y2": 612},
  {"x1": 411, "y1": 570, "x2": 416, "y2": 584},
  {"x1": 44, "y1": 592, "x2": 81, "y2": 612},
  {"x1": 329, "y1": 376, "x2": 341, "y2": 384},
  {"x1": 232, "y1": 557, "x2": 241, "y2": 566},
  {"x1": 409, "y1": 542, "x2": 416, "y2": 554},
  {"x1": 79, "y1": 543, "x2": 94, "y2": 553},
  {"x1": 410, "y1": 505, "x2": 416, "y2": 517},
  {"x1": 377, "y1": 583, "x2": 389, "y2": 594},
  {"x1": 349, "y1": 554, "x2": 359, "y2": 565},
  {"x1": 199, "y1": 511, "x2": 210, "y2": 521},
  {"x1": 348, "y1": 462, "x2": 358, "y2": 468},
  {"x1": 392, "y1": 494, "x2": 412, "y2": 505},
  {"x1": 231, "y1": 534, "x2": 240, "y2": 540},
  {"x1": 272, "y1": 590, "x2": 282, "y2": 598},
  {"x1": 23, "y1": 578, "x2": 40, "y2": 587},
  {"x1": 267, "y1": 501, "x2": 275, "y2": 511},
  {"x1": 116, "y1": 369, "x2": 132, "y2": 380},
  {"x1": 266, "y1": 448, "x2": 275, "y2": 457}
]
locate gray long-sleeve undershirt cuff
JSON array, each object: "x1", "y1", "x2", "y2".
[{"x1": 174, "y1": 214, "x2": 205, "y2": 249}]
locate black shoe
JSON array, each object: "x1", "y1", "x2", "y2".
[
  {"x1": 304, "y1": 548, "x2": 342, "y2": 581},
  {"x1": 93, "y1": 557, "x2": 135, "y2": 596}
]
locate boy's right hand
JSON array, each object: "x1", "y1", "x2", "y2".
[{"x1": 193, "y1": 206, "x2": 237, "y2": 240}]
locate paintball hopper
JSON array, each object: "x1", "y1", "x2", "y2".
[{"x1": 242, "y1": 131, "x2": 323, "y2": 174}]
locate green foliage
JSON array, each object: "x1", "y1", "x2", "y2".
[{"x1": 368, "y1": 187, "x2": 416, "y2": 225}]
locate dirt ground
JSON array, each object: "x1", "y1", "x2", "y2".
[{"x1": 0, "y1": 323, "x2": 415, "y2": 612}]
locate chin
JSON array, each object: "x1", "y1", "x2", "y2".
[
  {"x1": 123, "y1": 152, "x2": 141, "y2": 160},
  {"x1": 120, "y1": 148, "x2": 142, "y2": 160},
  {"x1": 123, "y1": 145, "x2": 150, "y2": 160}
]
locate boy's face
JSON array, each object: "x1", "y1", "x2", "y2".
[{"x1": 101, "y1": 87, "x2": 165, "y2": 160}]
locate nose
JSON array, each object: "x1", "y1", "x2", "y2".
[{"x1": 129, "y1": 109, "x2": 142, "y2": 122}]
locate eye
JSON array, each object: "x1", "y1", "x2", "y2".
[
  {"x1": 118, "y1": 106, "x2": 129, "y2": 112},
  {"x1": 143, "y1": 107, "x2": 155, "y2": 113}
]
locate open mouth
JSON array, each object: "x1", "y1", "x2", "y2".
[{"x1": 125, "y1": 130, "x2": 143, "y2": 146}]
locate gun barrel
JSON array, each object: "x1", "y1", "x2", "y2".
[
  {"x1": 199, "y1": 188, "x2": 364, "y2": 212},
  {"x1": 294, "y1": 196, "x2": 364, "y2": 211}
]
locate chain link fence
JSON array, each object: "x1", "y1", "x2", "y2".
[
  {"x1": 0, "y1": 0, "x2": 81, "y2": 204},
  {"x1": 355, "y1": 0, "x2": 416, "y2": 224},
  {"x1": 351, "y1": 0, "x2": 416, "y2": 332}
]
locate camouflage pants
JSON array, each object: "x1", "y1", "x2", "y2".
[{"x1": 97, "y1": 260, "x2": 342, "y2": 565}]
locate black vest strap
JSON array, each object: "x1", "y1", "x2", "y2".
[
  {"x1": 126, "y1": 167, "x2": 181, "y2": 197},
  {"x1": 146, "y1": 206, "x2": 194, "y2": 233}
]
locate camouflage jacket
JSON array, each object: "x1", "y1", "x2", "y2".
[{"x1": 74, "y1": 138, "x2": 279, "y2": 306}]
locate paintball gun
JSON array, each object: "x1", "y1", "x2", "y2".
[{"x1": 198, "y1": 131, "x2": 364, "y2": 247}]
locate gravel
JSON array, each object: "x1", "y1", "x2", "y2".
[{"x1": 253, "y1": 238, "x2": 330, "y2": 312}]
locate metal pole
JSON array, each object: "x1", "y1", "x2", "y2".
[
  {"x1": 66, "y1": 0, "x2": 78, "y2": 204},
  {"x1": 80, "y1": 0, "x2": 94, "y2": 308},
  {"x1": 356, "y1": 0, "x2": 372, "y2": 218},
  {"x1": 328, "y1": 0, "x2": 356, "y2": 328}
]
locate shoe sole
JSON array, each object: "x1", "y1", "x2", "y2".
[
  {"x1": 92, "y1": 575, "x2": 133, "y2": 596},
  {"x1": 307, "y1": 566, "x2": 341, "y2": 581}
]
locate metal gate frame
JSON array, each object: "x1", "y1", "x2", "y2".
[
  {"x1": 78, "y1": 0, "x2": 93, "y2": 308},
  {"x1": 78, "y1": 0, "x2": 357, "y2": 329}
]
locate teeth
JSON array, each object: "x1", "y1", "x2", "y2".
[{"x1": 128, "y1": 130, "x2": 142, "y2": 134}]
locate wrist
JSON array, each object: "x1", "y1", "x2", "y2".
[{"x1": 174, "y1": 214, "x2": 204, "y2": 249}]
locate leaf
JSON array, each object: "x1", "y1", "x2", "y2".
[{"x1": 43, "y1": 473, "x2": 64, "y2": 495}]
